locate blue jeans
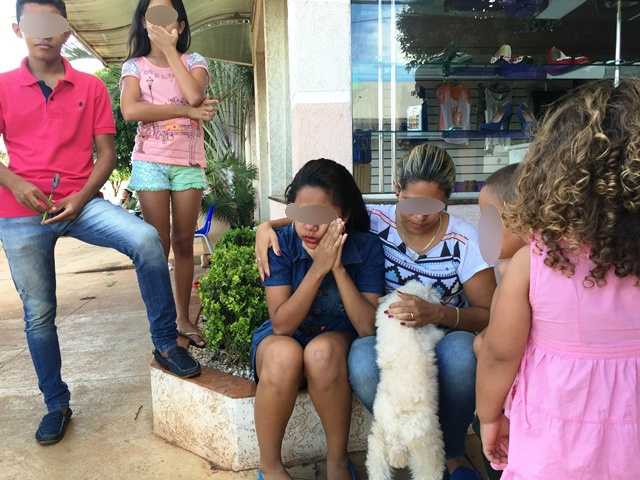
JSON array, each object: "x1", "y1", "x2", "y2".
[
  {"x1": 0, "y1": 198, "x2": 178, "y2": 411},
  {"x1": 348, "y1": 331, "x2": 477, "y2": 459}
]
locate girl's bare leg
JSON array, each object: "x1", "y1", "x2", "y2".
[
  {"x1": 304, "y1": 332, "x2": 353, "y2": 480},
  {"x1": 255, "y1": 335, "x2": 305, "y2": 480},
  {"x1": 170, "y1": 188, "x2": 204, "y2": 345}
]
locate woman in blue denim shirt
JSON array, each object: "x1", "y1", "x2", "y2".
[{"x1": 252, "y1": 159, "x2": 385, "y2": 480}]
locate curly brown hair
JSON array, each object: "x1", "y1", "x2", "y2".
[{"x1": 504, "y1": 79, "x2": 640, "y2": 288}]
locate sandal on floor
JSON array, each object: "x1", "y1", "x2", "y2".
[
  {"x1": 153, "y1": 346, "x2": 201, "y2": 378},
  {"x1": 36, "y1": 408, "x2": 73, "y2": 445},
  {"x1": 178, "y1": 331, "x2": 206, "y2": 349}
]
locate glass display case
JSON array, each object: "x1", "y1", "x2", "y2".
[{"x1": 351, "y1": 0, "x2": 640, "y2": 201}]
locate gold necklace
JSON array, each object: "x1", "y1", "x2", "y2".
[{"x1": 398, "y1": 214, "x2": 443, "y2": 262}]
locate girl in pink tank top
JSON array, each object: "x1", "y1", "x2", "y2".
[{"x1": 476, "y1": 80, "x2": 640, "y2": 480}]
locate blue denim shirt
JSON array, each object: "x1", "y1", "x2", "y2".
[{"x1": 262, "y1": 225, "x2": 385, "y2": 335}]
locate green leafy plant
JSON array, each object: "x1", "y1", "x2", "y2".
[
  {"x1": 198, "y1": 227, "x2": 267, "y2": 363},
  {"x1": 201, "y1": 151, "x2": 258, "y2": 229},
  {"x1": 94, "y1": 65, "x2": 138, "y2": 195}
]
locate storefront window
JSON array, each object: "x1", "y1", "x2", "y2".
[{"x1": 351, "y1": 0, "x2": 640, "y2": 200}]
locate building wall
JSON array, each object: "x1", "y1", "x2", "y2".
[{"x1": 253, "y1": 0, "x2": 353, "y2": 221}]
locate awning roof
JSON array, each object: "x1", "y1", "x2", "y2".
[{"x1": 65, "y1": 0, "x2": 254, "y2": 66}]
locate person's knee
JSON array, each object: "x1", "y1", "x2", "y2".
[
  {"x1": 128, "y1": 223, "x2": 165, "y2": 258},
  {"x1": 24, "y1": 304, "x2": 56, "y2": 335},
  {"x1": 304, "y1": 338, "x2": 348, "y2": 387},
  {"x1": 170, "y1": 230, "x2": 195, "y2": 257},
  {"x1": 259, "y1": 342, "x2": 303, "y2": 389}
]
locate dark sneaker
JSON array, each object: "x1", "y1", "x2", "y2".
[
  {"x1": 153, "y1": 346, "x2": 201, "y2": 378},
  {"x1": 36, "y1": 408, "x2": 72, "y2": 446}
]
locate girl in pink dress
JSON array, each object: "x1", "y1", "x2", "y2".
[{"x1": 477, "y1": 79, "x2": 640, "y2": 480}]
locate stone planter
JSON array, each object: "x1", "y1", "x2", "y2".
[{"x1": 150, "y1": 361, "x2": 372, "y2": 471}]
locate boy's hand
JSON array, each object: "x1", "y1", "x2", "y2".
[
  {"x1": 10, "y1": 177, "x2": 54, "y2": 214},
  {"x1": 187, "y1": 96, "x2": 219, "y2": 121},
  {"x1": 41, "y1": 191, "x2": 90, "y2": 225},
  {"x1": 147, "y1": 23, "x2": 179, "y2": 54}
]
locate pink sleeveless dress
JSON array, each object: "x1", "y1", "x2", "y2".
[{"x1": 501, "y1": 242, "x2": 640, "y2": 479}]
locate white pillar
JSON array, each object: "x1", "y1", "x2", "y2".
[
  {"x1": 252, "y1": 0, "x2": 270, "y2": 221},
  {"x1": 287, "y1": 0, "x2": 353, "y2": 173},
  {"x1": 264, "y1": 0, "x2": 292, "y2": 197}
]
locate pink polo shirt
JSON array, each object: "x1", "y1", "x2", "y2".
[{"x1": 0, "y1": 57, "x2": 116, "y2": 218}]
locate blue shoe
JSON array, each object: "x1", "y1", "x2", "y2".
[
  {"x1": 517, "y1": 103, "x2": 536, "y2": 136},
  {"x1": 480, "y1": 102, "x2": 513, "y2": 131},
  {"x1": 153, "y1": 345, "x2": 201, "y2": 378},
  {"x1": 349, "y1": 460, "x2": 357, "y2": 480},
  {"x1": 257, "y1": 471, "x2": 264, "y2": 480},
  {"x1": 35, "y1": 408, "x2": 72, "y2": 445}
]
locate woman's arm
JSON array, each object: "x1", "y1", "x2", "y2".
[
  {"x1": 333, "y1": 268, "x2": 379, "y2": 337},
  {"x1": 265, "y1": 264, "x2": 327, "y2": 336},
  {"x1": 255, "y1": 218, "x2": 294, "y2": 281},
  {"x1": 477, "y1": 245, "x2": 531, "y2": 424},
  {"x1": 439, "y1": 267, "x2": 496, "y2": 332}
]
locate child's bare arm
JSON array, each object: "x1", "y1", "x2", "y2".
[
  {"x1": 477, "y1": 245, "x2": 532, "y2": 424},
  {"x1": 121, "y1": 76, "x2": 189, "y2": 122}
]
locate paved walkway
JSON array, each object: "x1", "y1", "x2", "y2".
[{"x1": 0, "y1": 238, "x2": 488, "y2": 480}]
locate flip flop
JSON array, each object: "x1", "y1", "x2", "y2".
[{"x1": 178, "y1": 331, "x2": 206, "y2": 349}]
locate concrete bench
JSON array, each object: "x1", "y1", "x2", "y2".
[{"x1": 150, "y1": 361, "x2": 372, "y2": 471}]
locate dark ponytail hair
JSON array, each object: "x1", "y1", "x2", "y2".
[
  {"x1": 285, "y1": 159, "x2": 370, "y2": 233},
  {"x1": 126, "y1": 0, "x2": 191, "y2": 61}
]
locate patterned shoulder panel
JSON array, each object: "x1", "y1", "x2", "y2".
[
  {"x1": 187, "y1": 52, "x2": 208, "y2": 70},
  {"x1": 121, "y1": 58, "x2": 140, "y2": 78}
]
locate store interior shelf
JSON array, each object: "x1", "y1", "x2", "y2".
[
  {"x1": 397, "y1": 63, "x2": 639, "y2": 81},
  {"x1": 366, "y1": 130, "x2": 531, "y2": 140}
]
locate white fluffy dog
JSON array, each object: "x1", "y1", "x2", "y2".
[{"x1": 366, "y1": 280, "x2": 446, "y2": 480}]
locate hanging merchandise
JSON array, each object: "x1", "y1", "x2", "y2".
[
  {"x1": 484, "y1": 82, "x2": 512, "y2": 154},
  {"x1": 353, "y1": 129, "x2": 372, "y2": 165},
  {"x1": 407, "y1": 106, "x2": 423, "y2": 131},
  {"x1": 436, "y1": 83, "x2": 471, "y2": 145}
]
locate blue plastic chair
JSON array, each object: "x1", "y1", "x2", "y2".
[{"x1": 195, "y1": 205, "x2": 215, "y2": 256}]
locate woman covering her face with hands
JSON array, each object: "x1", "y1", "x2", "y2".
[{"x1": 252, "y1": 158, "x2": 384, "y2": 480}]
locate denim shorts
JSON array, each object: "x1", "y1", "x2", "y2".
[
  {"x1": 129, "y1": 160, "x2": 207, "y2": 192},
  {"x1": 250, "y1": 319, "x2": 356, "y2": 384}
]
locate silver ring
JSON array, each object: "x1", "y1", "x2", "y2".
[
  {"x1": 410, "y1": 312, "x2": 414, "y2": 320},
  {"x1": 255, "y1": 258, "x2": 260, "y2": 263}
]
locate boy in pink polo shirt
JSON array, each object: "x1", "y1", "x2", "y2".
[{"x1": 0, "y1": 0, "x2": 200, "y2": 446}]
